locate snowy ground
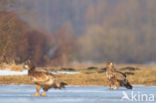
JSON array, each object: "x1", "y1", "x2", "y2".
[
  {"x1": 0, "y1": 70, "x2": 80, "y2": 76},
  {"x1": 0, "y1": 85, "x2": 155, "y2": 103}
]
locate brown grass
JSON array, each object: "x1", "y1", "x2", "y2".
[
  {"x1": 0, "y1": 64, "x2": 156, "y2": 86},
  {"x1": 0, "y1": 69, "x2": 156, "y2": 86},
  {"x1": 0, "y1": 63, "x2": 23, "y2": 71},
  {"x1": 0, "y1": 75, "x2": 32, "y2": 85}
]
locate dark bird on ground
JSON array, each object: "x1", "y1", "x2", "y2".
[
  {"x1": 23, "y1": 60, "x2": 67, "y2": 96},
  {"x1": 105, "y1": 62, "x2": 132, "y2": 90}
]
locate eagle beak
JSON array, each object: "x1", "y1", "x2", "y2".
[
  {"x1": 110, "y1": 62, "x2": 113, "y2": 66},
  {"x1": 23, "y1": 65, "x2": 29, "y2": 70}
]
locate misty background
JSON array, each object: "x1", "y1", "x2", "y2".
[{"x1": 0, "y1": 0, "x2": 156, "y2": 66}]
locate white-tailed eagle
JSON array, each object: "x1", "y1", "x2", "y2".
[
  {"x1": 23, "y1": 60, "x2": 67, "y2": 96},
  {"x1": 106, "y1": 62, "x2": 132, "y2": 90}
]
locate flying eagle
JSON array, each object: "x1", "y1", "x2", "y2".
[
  {"x1": 23, "y1": 60, "x2": 67, "y2": 96},
  {"x1": 105, "y1": 62, "x2": 132, "y2": 90}
]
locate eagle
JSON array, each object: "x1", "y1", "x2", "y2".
[
  {"x1": 105, "y1": 62, "x2": 132, "y2": 90},
  {"x1": 23, "y1": 60, "x2": 67, "y2": 96}
]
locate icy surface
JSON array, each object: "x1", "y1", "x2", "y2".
[
  {"x1": 0, "y1": 70, "x2": 80, "y2": 76},
  {"x1": 0, "y1": 85, "x2": 155, "y2": 103}
]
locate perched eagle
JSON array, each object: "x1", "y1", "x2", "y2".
[
  {"x1": 23, "y1": 60, "x2": 67, "y2": 96},
  {"x1": 105, "y1": 62, "x2": 132, "y2": 90}
]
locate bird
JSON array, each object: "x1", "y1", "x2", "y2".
[
  {"x1": 23, "y1": 60, "x2": 67, "y2": 96},
  {"x1": 105, "y1": 62, "x2": 132, "y2": 90}
]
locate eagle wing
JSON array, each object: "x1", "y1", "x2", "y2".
[
  {"x1": 106, "y1": 67, "x2": 119, "y2": 79},
  {"x1": 30, "y1": 69, "x2": 55, "y2": 83},
  {"x1": 114, "y1": 71, "x2": 126, "y2": 81}
]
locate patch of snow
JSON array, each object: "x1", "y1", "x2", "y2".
[
  {"x1": 0, "y1": 70, "x2": 80, "y2": 76},
  {"x1": 52, "y1": 71, "x2": 80, "y2": 74},
  {"x1": 0, "y1": 70, "x2": 28, "y2": 76}
]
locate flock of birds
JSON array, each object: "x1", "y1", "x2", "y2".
[{"x1": 23, "y1": 60, "x2": 132, "y2": 96}]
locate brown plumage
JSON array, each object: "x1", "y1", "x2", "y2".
[
  {"x1": 23, "y1": 60, "x2": 67, "y2": 96},
  {"x1": 106, "y1": 62, "x2": 132, "y2": 90}
]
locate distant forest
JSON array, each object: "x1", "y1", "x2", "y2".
[{"x1": 0, "y1": 0, "x2": 156, "y2": 65}]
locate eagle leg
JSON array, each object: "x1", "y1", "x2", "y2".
[
  {"x1": 33, "y1": 85, "x2": 41, "y2": 96},
  {"x1": 109, "y1": 81, "x2": 114, "y2": 90},
  {"x1": 113, "y1": 81, "x2": 119, "y2": 90},
  {"x1": 41, "y1": 87, "x2": 49, "y2": 96},
  {"x1": 41, "y1": 91, "x2": 46, "y2": 96}
]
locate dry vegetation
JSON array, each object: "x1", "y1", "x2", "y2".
[
  {"x1": 0, "y1": 62, "x2": 23, "y2": 71},
  {"x1": 0, "y1": 64, "x2": 156, "y2": 86}
]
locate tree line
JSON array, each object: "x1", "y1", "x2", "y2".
[{"x1": 0, "y1": 0, "x2": 156, "y2": 66}]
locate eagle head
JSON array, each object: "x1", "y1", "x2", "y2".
[
  {"x1": 23, "y1": 60, "x2": 35, "y2": 70},
  {"x1": 106, "y1": 62, "x2": 114, "y2": 69}
]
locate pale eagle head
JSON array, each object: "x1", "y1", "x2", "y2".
[
  {"x1": 23, "y1": 60, "x2": 35, "y2": 70},
  {"x1": 106, "y1": 62, "x2": 114, "y2": 69}
]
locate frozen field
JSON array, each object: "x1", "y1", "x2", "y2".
[{"x1": 0, "y1": 85, "x2": 155, "y2": 103}]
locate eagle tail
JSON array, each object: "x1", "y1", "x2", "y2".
[
  {"x1": 124, "y1": 80, "x2": 132, "y2": 89},
  {"x1": 60, "y1": 82, "x2": 67, "y2": 88},
  {"x1": 55, "y1": 81, "x2": 67, "y2": 89}
]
